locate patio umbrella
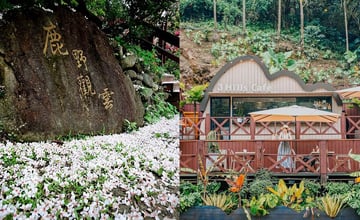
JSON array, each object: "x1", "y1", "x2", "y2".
[
  {"x1": 249, "y1": 105, "x2": 340, "y2": 123},
  {"x1": 249, "y1": 105, "x2": 340, "y2": 140},
  {"x1": 336, "y1": 86, "x2": 360, "y2": 99}
]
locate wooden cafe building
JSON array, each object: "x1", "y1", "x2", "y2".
[{"x1": 180, "y1": 55, "x2": 360, "y2": 183}]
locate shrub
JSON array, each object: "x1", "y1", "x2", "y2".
[
  {"x1": 324, "y1": 182, "x2": 351, "y2": 196},
  {"x1": 303, "y1": 179, "x2": 322, "y2": 197},
  {"x1": 346, "y1": 183, "x2": 360, "y2": 216},
  {"x1": 249, "y1": 179, "x2": 274, "y2": 199}
]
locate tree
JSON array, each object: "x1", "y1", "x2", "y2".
[
  {"x1": 342, "y1": 0, "x2": 349, "y2": 52},
  {"x1": 277, "y1": 0, "x2": 282, "y2": 39},
  {"x1": 213, "y1": 0, "x2": 217, "y2": 31},
  {"x1": 242, "y1": 0, "x2": 246, "y2": 34},
  {"x1": 299, "y1": 0, "x2": 306, "y2": 52},
  {"x1": 183, "y1": 84, "x2": 208, "y2": 119}
]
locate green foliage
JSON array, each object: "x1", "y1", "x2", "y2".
[
  {"x1": 154, "y1": 132, "x2": 170, "y2": 139},
  {"x1": 1, "y1": 149, "x2": 19, "y2": 167},
  {"x1": 248, "y1": 169, "x2": 275, "y2": 199},
  {"x1": 124, "y1": 45, "x2": 166, "y2": 79},
  {"x1": 344, "y1": 50, "x2": 358, "y2": 65},
  {"x1": 192, "y1": 31, "x2": 205, "y2": 45},
  {"x1": 249, "y1": 179, "x2": 274, "y2": 199},
  {"x1": 304, "y1": 25, "x2": 326, "y2": 49},
  {"x1": 303, "y1": 179, "x2": 322, "y2": 197},
  {"x1": 267, "y1": 179, "x2": 313, "y2": 212},
  {"x1": 180, "y1": 181, "x2": 222, "y2": 213},
  {"x1": 123, "y1": 119, "x2": 138, "y2": 133},
  {"x1": 260, "y1": 49, "x2": 297, "y2": 73},
  {"x1": 57, "y1": 131, "x2": 89, "y2": 142},
  {"x1": 324, "y1": 182, "x2": 351, "y2": 196},
  {"x1": 163, "y1": 59, "x2": 180, "y2": 80},
  {"x1": 144, "y1": 92, "x2": 177, "y2": 124},
  {"x1": 206, "y1": 130, "x2": 219, "y2": 153},
  {"x1": 243, "y1": 193, "x2": 278, "y2": 216},
  {"x1": 183, "y1": 84, "x2": 208, "y2": 104},
  {"x1": 346, "y1": 184, "x2": 360, "y2": 216}
]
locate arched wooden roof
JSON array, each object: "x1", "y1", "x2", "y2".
[{"x1": 200, "y1": 55, "x2": 341, "y2": 111}]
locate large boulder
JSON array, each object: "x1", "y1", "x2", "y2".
[{"x1": 0, "y1": 6, "x2": 144, "y2": 141}]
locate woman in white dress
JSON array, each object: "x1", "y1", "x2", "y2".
[{"x1": 277, "y1": 125, "x2": 294, "y2": 169}]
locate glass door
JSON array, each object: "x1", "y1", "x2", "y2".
[{"x1": 210, "y1": 97, "x2": 230, "y2": 140}]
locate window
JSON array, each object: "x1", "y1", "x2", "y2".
[{"x1": 232, "y1": 97, "x2": 332, "y2": 117}]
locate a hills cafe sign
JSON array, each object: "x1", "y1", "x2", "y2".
[{"x1": 215, "y1": 82, "x2": 272, "y2": 93}]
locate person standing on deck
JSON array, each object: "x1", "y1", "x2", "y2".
[{"x1": 277, "y1": 125, "x2": 294, "y2": 170}]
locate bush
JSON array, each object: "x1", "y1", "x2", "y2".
[
  {"x1": 249, "y1": 179, "x2": 274, "y2": 199},
  {"x1": 325, "y1": 182, "x2": 351, "y2": 196},
  {"x1": 248, "y1": 169, "x2": 275, "y2": 199},
  {"x1": 303, "y1": 179, "x2": 322, "y2": 197},
  {"x1": 346, "y1": 183, "x2": 360, "y2": 216}
]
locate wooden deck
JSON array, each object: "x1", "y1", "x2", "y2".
[
  {"x1": 180, "y1": 114, "x2": 360, "y2": 183},
  {"x1": 180, "y1": 139, "x2": 360, "y2": 184}
]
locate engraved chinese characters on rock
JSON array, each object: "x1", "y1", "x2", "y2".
[
  {"x1": 72, "y1": 49, "x2": 88, "y2": 71},
  {"x1": 43, "y1": 21, "x2": 69, "y2": 56},
  {"x1": 43, "y1": 21, "x2": 115, "y2": 111},
  {"x1": 99, "y1": 88, "x2": 114, "y2": 110},
  {"x1": 77, "y1": 74, "x2": 96, "y2": 98}
]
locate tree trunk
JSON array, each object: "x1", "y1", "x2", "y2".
[
  {"x1": 277, "y1": 0, "x2": 282, "y2": 39},
  {"x1": 242, "y1": 0, "x2": 246, "y2": 34},
  {"x1": 299, "y1": 0, "x2": 304, "y2": 52},
  {"x1": 343, "y1": 0, "x2": 349, "y2": 52},
  {"x1": 213, "y1": 0, "x2": 217, "y2": 31}
]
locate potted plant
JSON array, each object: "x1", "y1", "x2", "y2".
[{"x1": 206, "y1": 130, "x2": 227, "y2": 171}]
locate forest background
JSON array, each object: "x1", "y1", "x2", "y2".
[{"x1": 180, "y1": 0, "x2": 360, "y2": 90}]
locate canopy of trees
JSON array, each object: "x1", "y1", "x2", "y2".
[
  {"x1": 180, "y1": 0, "x2": 360, "y2": 53},
  {"x1": 0, "y1": 0, "x2": 179, "y2": 39}
]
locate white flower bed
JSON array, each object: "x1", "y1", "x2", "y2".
[{"x1": 0, "y1": 116, "x2": 179, "y2": 219}]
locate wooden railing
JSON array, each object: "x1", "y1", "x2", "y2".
[
  {"x1": 180, "y1": 139, "x2": 360, "y2": 183},
  {"x1": 180, "y1": 114, "x2": 360, "y2": 140}
]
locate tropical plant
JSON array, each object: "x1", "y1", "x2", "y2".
[
  {"x1": 324, "y1": 182, "x2": 352, "y2": 196},
  {"x1": 201, "y1": 193, "x2": 236, "y2": 212},
  {"x1": 317, "y1": 194, "x2": 347, "y2": 218},
  {"x1": 180, "y1": 181, "x2": 203, "y2": 213},
  {"x1": 180, "y1": 180, "x2": 223, "y2": 213},
  {"x1": 346, "y1": 183, "x2": 360, "y2": 216},
  {"x1": 267, "y1": 179, "x2": 313, "y2": 212},
  {"x1": 303, "y1": 179, "x2": 322, "y2": 198},
  {"x1": 181, "y1": 154, "x2": 226, "y2": 196},
  {"x1": 243, "y1": 193, "x2": 278, "y2": 216},
  {"x1": 249, "y1": 179, "x2": 274, "y2": 199},
  {"x1": 226, "y1": 173, "x2": 246, "y2": 207}
]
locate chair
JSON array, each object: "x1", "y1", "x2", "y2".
[
  {"x1": 230, "y1": 149, "x2": 254, "y2": 172},
  {"x1": 334, "y1": 149, "x2": 352, "y2": 172}
]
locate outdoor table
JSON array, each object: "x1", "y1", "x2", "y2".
[{"x1": 231, "y1": 150, "x2": 256, "y2": 172}]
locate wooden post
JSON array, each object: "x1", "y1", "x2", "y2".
[
  {"x1": 205, "y1": 113, "x2": 211, "y2": 138},
  {"x1": 341, "y1": 110, "x2": 346, "y2": 139},
  {"x1": 295, "y1": 120, "x2": 301, "y2": 140},
  {"x1": 250, "y1": 117, "x2": 255, "y2": 140},
  {"x1": 319, "y1": 140, "x2": 327, "y2": 184},
  {"x1": 255, "y1": 141, "x2": 263, "y2": 169}
]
